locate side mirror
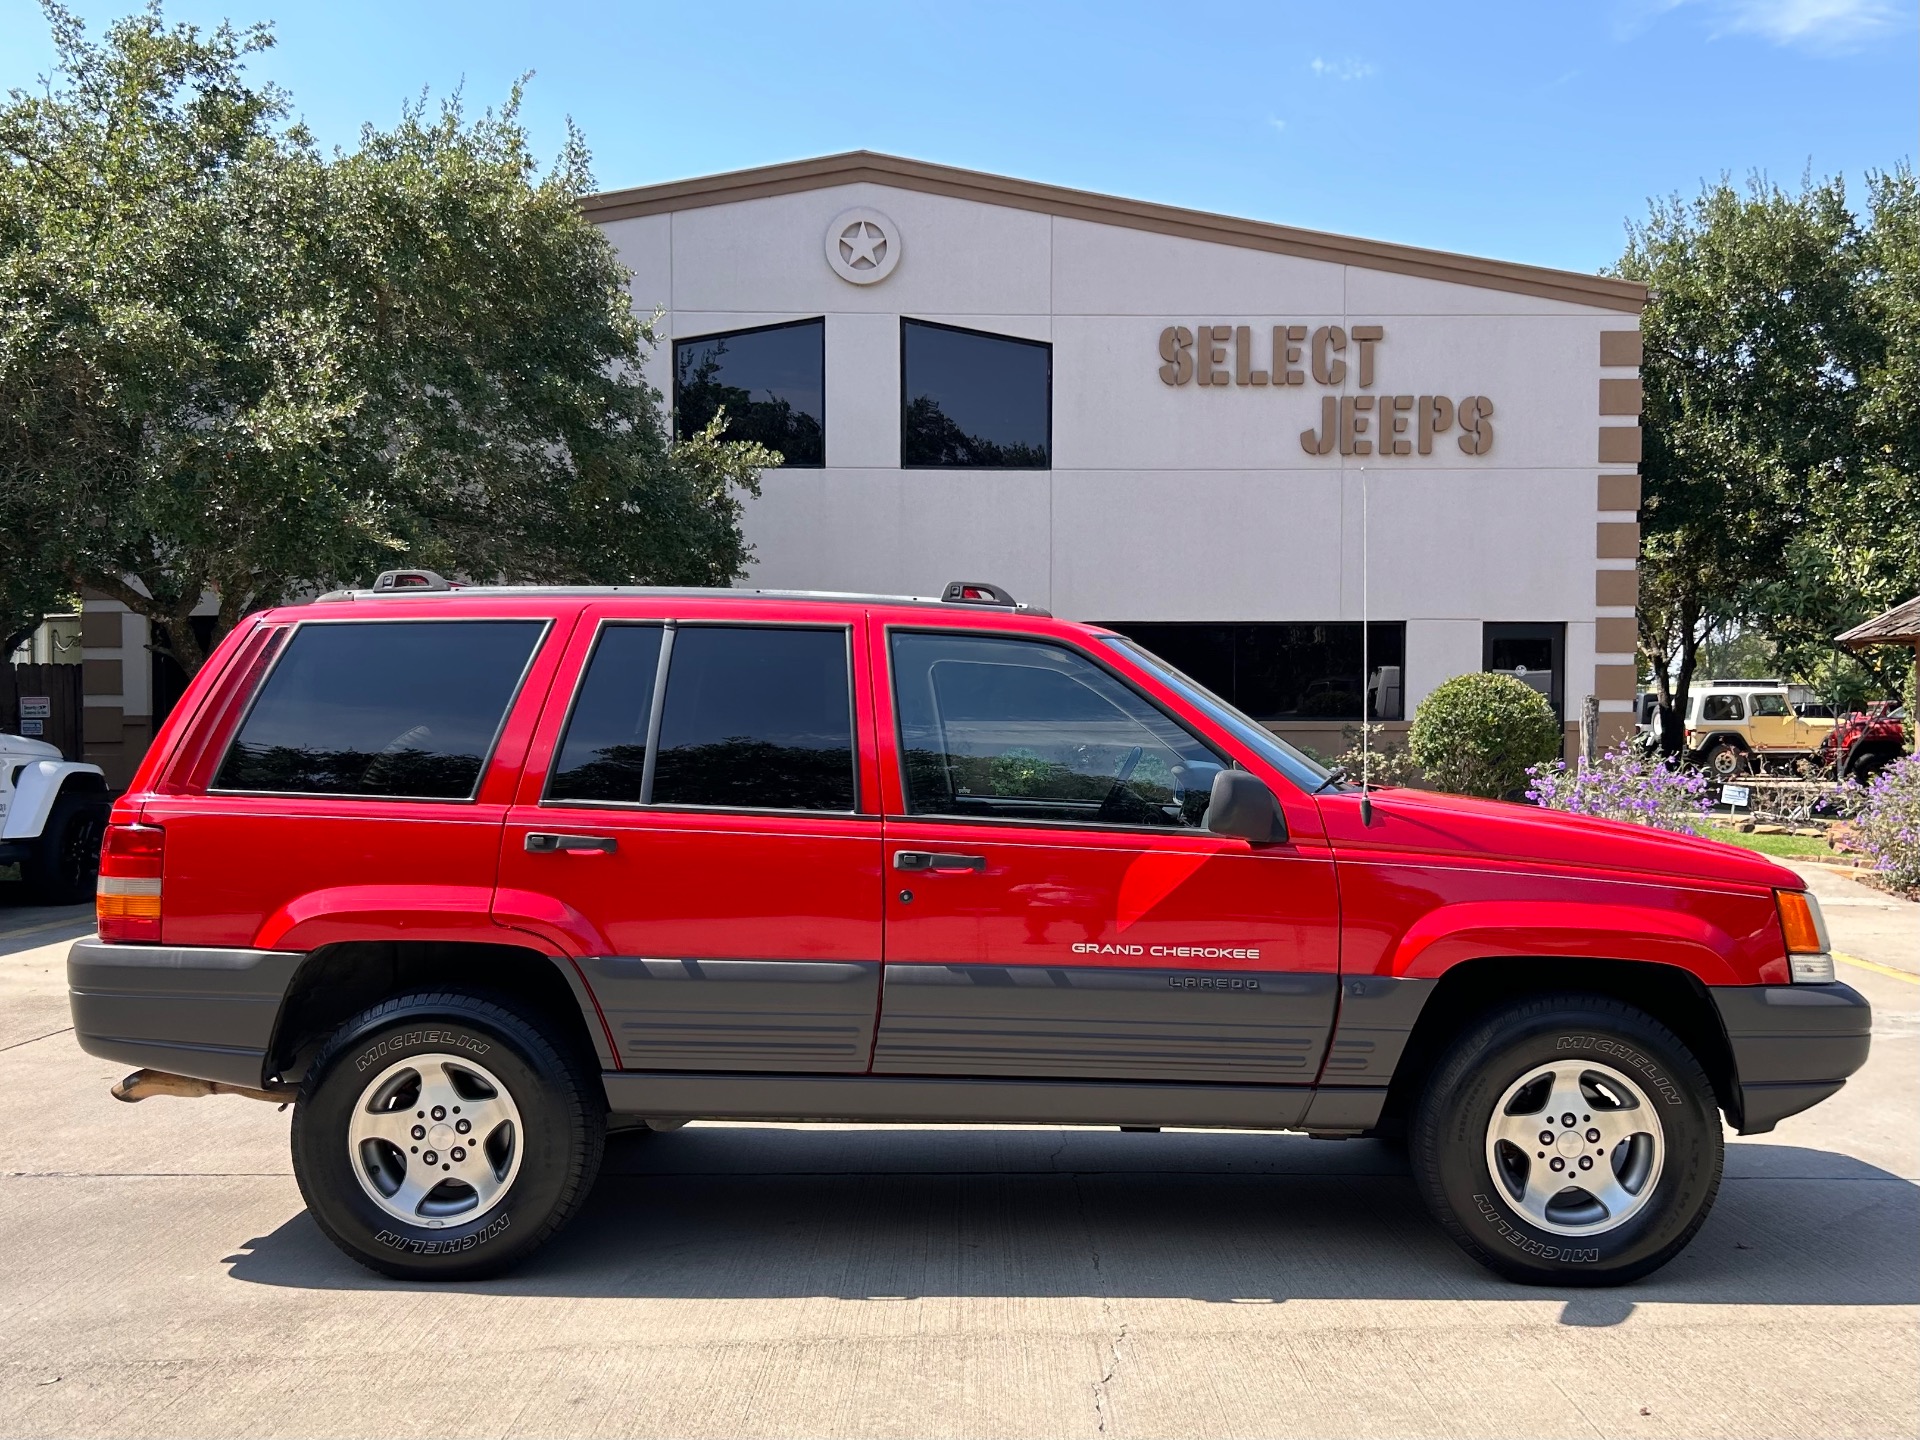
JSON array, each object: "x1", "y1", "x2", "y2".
[{"x1": 1203, "y1": 769, "x2": 1288, "y2": 844}]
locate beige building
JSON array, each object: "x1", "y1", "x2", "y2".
[{"x1": 79, "y1": 152, "x2": 1645, "y2": 787}]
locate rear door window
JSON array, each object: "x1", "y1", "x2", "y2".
[
  {"x1": 547, "y1": 625, "x2": 666, "y2": 803},
  {"x1": 650, "y1": 626, "x2": 856, "y2": 812},
  {"x1": 1702, "y1": 695, "x2": 1745, "y2": 722},
  {"x1": 215, "y1": 620, "x2": 545, "y2": 799}
]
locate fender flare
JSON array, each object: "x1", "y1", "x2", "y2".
[
  {"x1": 1385, "y1": 899, "x2": 1746, "y2": 986},
  {"x1": 1, "y1": 760, "x2": 107, "y2": 841}
]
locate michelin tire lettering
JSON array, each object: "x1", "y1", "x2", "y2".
[{"x1": 356, "y1": 1029, "x2": 492, "y2": 1073}]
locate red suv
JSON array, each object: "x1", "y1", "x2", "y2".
[{"x1": 70, "y1": 578, "x2": 1870, "y2": 1285}]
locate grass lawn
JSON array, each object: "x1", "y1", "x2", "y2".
[{"x1": 1703, "y1": 828, "x2": 1837, "y2": 859}]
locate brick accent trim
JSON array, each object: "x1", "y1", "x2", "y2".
[
  {"x1": 1595, "y1": 616, "x2": 1638, "y2": 654},
  {"x1": 1597, "y1": 473, "x2": 1641, "y2": 512},
  {"x1": 1598, "y1": 426, "x2": 1643, "y2": 464},
  {"x1": 1599, "y1": 378, "x2": 1643, "y2": 415},
  {"x1": 1594, "y1": 664, "x2": 1638, "y2": 702},
  {"x1": 1600, "y1": 330, "x2": 1643, "y2": 366},
  {"x1": 1597, "y1": 522, "x2": 1641, "y2": 560},
  {"x1": 1595, "y1": 569, "x2": 1638, "y2": 607}
]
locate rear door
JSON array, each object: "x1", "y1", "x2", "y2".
[
  {"x1": 871, "y1": 622, "x2": 1341, "y2": 1085},
  {"x1": 494, "y1": 604, "x2": 885, "y2": 1073}
]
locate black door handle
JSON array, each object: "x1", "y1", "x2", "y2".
[
  {"x1": 893, "y1": 850, "x2": 986, "y2": 872},
  {"x1": 525, "y1": 832, "x2": 618, "y2": 854}
]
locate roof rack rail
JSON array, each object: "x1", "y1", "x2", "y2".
[
  {"x1": 942, "y1": 580, "x2": 1019, "y2": 608},
  {"x1": 370, "y1": 569, "x2": 460, "y2": 593}
]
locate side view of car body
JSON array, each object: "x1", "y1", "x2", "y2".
[
  {"x1": 1683, "y1": 680, "x2": 1837, "y2": 778},
  {"x1": 70, "y1": 580, "x2": 1871, "y2": 1286}
]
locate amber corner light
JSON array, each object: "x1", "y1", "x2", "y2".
[{"x1": 1775, "y1": 889, "x2": 1829, "y2": 956}]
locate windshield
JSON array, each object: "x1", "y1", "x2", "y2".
[{"x1": 1103, "y1": 636, "x2": 1337, "y2": 792}]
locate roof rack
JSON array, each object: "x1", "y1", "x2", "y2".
[{"x1": 313, "y1": 577, "x2": 1045, "y2": 615}]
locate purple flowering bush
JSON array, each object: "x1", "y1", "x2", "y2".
[
  {"x1": 1526, "y1": 742, "x2": 1714, "y2": 835},
  {"x1": 1845, "y1": 755, "x2": 1920, "y2": 893}
]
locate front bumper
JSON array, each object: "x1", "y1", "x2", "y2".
[
  {"x1": 1713, "y1": 981, "x2": 1872, "y2": 1134},
  {"x1": 68, "y1": 940, "x2": 300, "y2": 1089}
]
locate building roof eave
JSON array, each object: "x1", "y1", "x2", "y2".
[
  {"x1": 578, "y1": 151, "x2": 1648, "y2": 315},
  {"x1": 1836, "y1": 595, "x2": 1920, "y2": 650}
]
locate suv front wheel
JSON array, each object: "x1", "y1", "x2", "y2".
[
  {"x1": 1411, "y1": 995, "x2": 1723, "y2": 1285},
  {"x1": 291, "y1": 991, "x2": 605, "y2": 1280}
]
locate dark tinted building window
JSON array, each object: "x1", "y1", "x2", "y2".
[
  {"x1": 674, "y1": 319, "x2": 824, "y2": 466},
  {"x1": 548, "y1": 625, "x2": 666, "y2": 803},
  {"x1": 901, "y1": 319, "x2": 1050, "y2": 469},
  {"x1": 891, "y1": 632, "x2": 1222, "y2": 828},
  {"x1": 651, "y1": 627, "x2": 855, "y2": 811},
  {"x1": 1102, "y1": 623, "x2": 1406, "y2": 722},
  {"x1": 216, "y1": 620, "x2": 543, "y2": 799},
  {"x1": 1483, "y1": 622, "x2": 1566, "y2": 718}
]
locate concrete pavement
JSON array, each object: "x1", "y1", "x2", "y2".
[{"x1": 1, "y1": 886, "x2": 1914, "y2": 1438}]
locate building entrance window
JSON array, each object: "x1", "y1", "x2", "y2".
[
  {"x1": 1101, "y1": 622, "x2": 1405, "y2": 721},
  {"x1": 673, "y1": 318, "x2": 824, "y2": 467},
  {"x1": 1483, "y1": 622, "x2": 1566, "y2": 718},
  {"x1": 901, "y1": 318, "x2": 1051, "y2": 469}
]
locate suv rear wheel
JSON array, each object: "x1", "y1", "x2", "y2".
[
  {"x1": 1411, "y1": 994, "x2": 1723, "y2": 1285},
  {"x1": 1702, "y1": 741, "x2": 1748, "y2": 780},
  {"x1": 290, "y1": 991, "x2": 605, "y2": 1280}
]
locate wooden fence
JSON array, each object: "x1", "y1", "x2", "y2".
[{"x1": 1, "y1": 663, "x2": 84, "y2": 761}]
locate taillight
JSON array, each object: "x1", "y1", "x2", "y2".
[
  {"x1": 1774, "y1": 889, "x2": 1834, "y2": 983},
  {"x1": 97, "y1": 823, "x2": 164, "y2": 943}
]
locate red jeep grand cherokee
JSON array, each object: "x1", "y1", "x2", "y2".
[{"x1": 70, "y1": 577, "x2": 1870, "y2": 1284}]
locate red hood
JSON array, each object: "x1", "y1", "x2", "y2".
[{"x1": 1315, "y1": 786, "x2": 1799, "y2": 891}]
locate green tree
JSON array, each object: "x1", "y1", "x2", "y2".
[
  {"x1": 1618, "y1": 169, "x2": 1920, "y2": 723},
  {"x1": 1407, "y1": 672, "x2": 1563, "y2": 799},
  {"x1": 0, "y1": 4, "x2": 770, "y2": 675}
]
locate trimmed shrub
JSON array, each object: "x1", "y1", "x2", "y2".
[
  {"x1": 1408, "y1": 672, "x2": 1563, "y2": 798},
  {"x1": 1526, "y1": 742, "x2": 1714, "y2": 834}
]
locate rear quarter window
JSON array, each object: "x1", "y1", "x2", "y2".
[{"x1": 214, "y1": 619, "x2": 546, "y2": 799}]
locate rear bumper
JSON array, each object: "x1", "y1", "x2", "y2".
[
  {"x1": 67, "y1": 940, "x2": 300, "y2": 1089},
  {"x1": 1713, "y1": 981, "x2": 1872, "y2": 1134}
]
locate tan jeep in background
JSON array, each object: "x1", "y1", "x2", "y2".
[{"x1": 1685, "y1": 680, "x2": 1837, "y2": 778}]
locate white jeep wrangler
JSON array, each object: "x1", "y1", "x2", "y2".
[{"x1": 0, "y1": 733, "x2": 111, "y2": 904}]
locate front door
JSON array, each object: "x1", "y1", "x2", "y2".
[
  {"x1": 1748, "y1": 692, "x2": 1796, "y2": 755},
  {"x1": 495, "y1": 608, "x2": 884, "y2": 1072},
  {"x1": 872, "y1": 624, "x2": 1341, "y2": 1085}
]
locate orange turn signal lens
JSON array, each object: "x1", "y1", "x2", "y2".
[{"x1": 1775, "y1": 889, "x2": 1827, "y2": 955}]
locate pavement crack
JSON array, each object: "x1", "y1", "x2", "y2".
[
  {"x1": 1073, "y1": 1171, "x2": 1130, "y2": 1436},
  {"x1": 0, "y1": 1026, "x2": 73, "y2": 1054}
]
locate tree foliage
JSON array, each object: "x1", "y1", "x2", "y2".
[
  {"x1": 1617, "y1": 169, "x2": 1920, "y2": 722},
  {"x1": 0, "y1": 4, "x2": 770, "y2": 674}
]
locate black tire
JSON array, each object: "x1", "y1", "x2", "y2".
[
  {"x1": 291, "y1": 991, "x2": 605, "y2": 1280},
  {"x1": 1702, "y1": 741, "x2": 1748, "y2": 780},
  {"x1": 22, "y1": 790, "x2": 109, "y2": 905},
  {"x1": 1411, "y1": 994, "x2": 1723, "y2": 1286}
]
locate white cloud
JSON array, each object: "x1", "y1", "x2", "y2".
[
  {"x1": 1267, "y1": 116, "x2": 1287, "y2": 132},
  {"x1": 1309, "y1": 56, "x2": 1376, "y2": 81},
  {"x1": 1640, "y1": 0, "x2": 1906, "y2": 53}
]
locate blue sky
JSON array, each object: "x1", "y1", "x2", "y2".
[{"x1": 3, "y1": 0, "x2": 1913, "y2": 273}]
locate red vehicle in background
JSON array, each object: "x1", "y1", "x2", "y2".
[
  {"x1": 1819, "y1": 701, "x2": 1907, "y2": 781},
  {"x1": 71, "y1": 576, "x2": 1869, "y2": 1287}
]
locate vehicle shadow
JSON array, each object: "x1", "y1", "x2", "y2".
[{"x1": 223, "y1": 1126, "x2": 1920, "y2": 1315}]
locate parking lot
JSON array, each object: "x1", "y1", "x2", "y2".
[{"x1": 2, "y1": 867, "x2": 1914, "y2": 1439}]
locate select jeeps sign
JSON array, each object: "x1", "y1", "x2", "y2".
[{"x1": 1156, "y1": 323, "x2": 1494, "y2": 457}]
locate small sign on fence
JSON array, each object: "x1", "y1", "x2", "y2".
[
  {"x1": 20, "y1": 719, "x2": 44, "y2": 736},
  {"x1": 1721, "y1": 783, "x2": 1752, "y2": 809},
  {"x1": 19, "y1": 696, "x2": 50, "y2": 719}
]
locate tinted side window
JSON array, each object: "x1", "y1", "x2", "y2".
[
  {"x1": 674, "y1": 320, "x2": 824, "y2": 466},
  {"x1": 548, "y1": 625, "x2": 666, "y2": 802},
  {"x1": 216, "y1": 620, "x2": 543, "y2": 799},
  {"x1": 901, "y1": 319, "x2": 1050, "y2": 469},
  {"x1": 651, "y1": 627, "x2": 855, "y2": 811},
  {"x1": 891, "y1": 632, "x2": 1222, "y2": 828},
  {"x1": 1703, "y1": 695, "x2": 1745, "y2": 722}
]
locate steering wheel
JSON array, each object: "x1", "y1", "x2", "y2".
[{"x1": 1097, "y1": 745, "x2": 1145, "y2": 819}]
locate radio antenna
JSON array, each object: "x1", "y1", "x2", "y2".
[{"x1": 1360, "y1": 464, "x2": 1374, "y2": 826}]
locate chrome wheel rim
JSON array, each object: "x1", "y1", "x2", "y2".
[
  {"x1": 346, "y1": 1053, "x2": 523, "y2": 1228},
  {"x1": 1484, "y1": 1059, "x2": 1666, "y2": 1237}
]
